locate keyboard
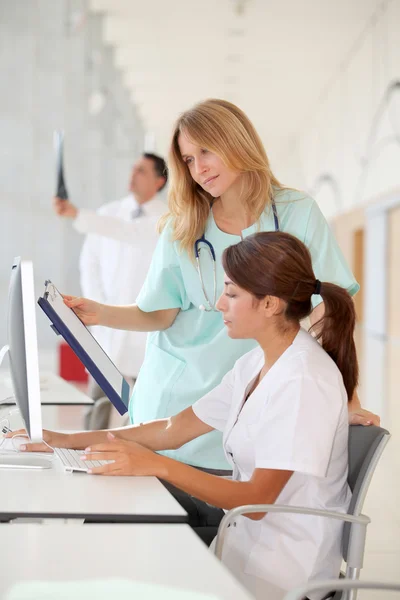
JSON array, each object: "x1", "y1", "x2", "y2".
[{"x1": 54, "y1": 447, "x2": 112, "y2": 473}]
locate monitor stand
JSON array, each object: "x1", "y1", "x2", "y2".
[
  {"x1": 0, "y1": 344, "x2": 52, "y2": 470},
  {"x1": 0, "y1": 454, "x2": 51, "y2": 469}
]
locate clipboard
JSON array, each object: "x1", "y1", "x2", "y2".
[
  {"x1": 54, "y1": 130, "x2": 69, "y2": 200},
  {"x1": 37, "y1": 281, "x2": 130, "y2": 415}
]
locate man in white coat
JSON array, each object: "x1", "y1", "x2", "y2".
[{"x1": 53, "y1": 153, "x2": 168, "y2": 428}]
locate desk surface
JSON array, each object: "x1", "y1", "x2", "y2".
[
  {"x1": 0, "y1": 370, "x2": 93, "y2": 405},
  {"x1": 0, "y1": 462, "x2": 187, "y2": 523},
  {"x1": 0, "y1": 524, "x2": 252, "y2": 600}
]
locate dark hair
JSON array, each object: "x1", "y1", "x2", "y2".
[
  {"x1": 143, "y1": 153, "x2": 168, "y2": 190},
  {"x1": 222, "y1": 231, "x2": 359, "y2": 400}
]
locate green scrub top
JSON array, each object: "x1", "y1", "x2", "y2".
[{"x1": 131, "y1": 189, "x2": 359, "y2": 469}]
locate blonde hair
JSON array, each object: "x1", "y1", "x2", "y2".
[{"x1": 159, "y1": 98, "x2": 283, "y2": 257}]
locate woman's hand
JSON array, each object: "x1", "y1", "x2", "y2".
[
  {"x1": 82, "y1": 432, "x2": 167, "y2": 476},
  {"x1": 348, "y1": 391, "x2": 380, "y2": 426},
  {"x1": 349, "y1": 407, "x2": 380, "y2": 427},
  {"x1": 5, "y1": 429, "x2": 70, "y2": 452},
  {"x1": 53, "y1": 197, "x2": 78, "y2": 219},
  {"x1": 63, "y1": 295, "x2": 104, "y2": 326}
]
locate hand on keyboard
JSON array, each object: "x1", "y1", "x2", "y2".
[
  {"x1": 81, "y1": 432, "x2": 165, "y2": 477},
  {"x1": 54, "y1": 447, "x2": 113, "y2": 473},
  {"x1": 4, "y1": 428, "x2": 70, "y2": 453},
  {"x1": 0, "y1": 435, "x2": 52, "y2": 458}
]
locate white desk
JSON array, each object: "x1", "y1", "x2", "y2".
[
  {"x1": 0, "y1": 370, "x2": 93, "y2": 406},
  {"x1": 0, "y1": 463, "x2": 187, "y2": 523},
  {"x1": 0, "y1": 524, "x2": 252, "y2": 600},
  {"x1": 0, "y1": 370, "x2": 93, "y2": 430}
]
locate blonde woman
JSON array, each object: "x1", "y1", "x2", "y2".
[{"x1": 28, "y1": 99, "x2": 378, "y2": 470}]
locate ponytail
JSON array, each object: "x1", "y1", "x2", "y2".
[{"x1": 310, "y1": 281, "x2": 359, "y2": 400}]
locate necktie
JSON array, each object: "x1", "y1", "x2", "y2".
[{"x1": 131, "y1": 205, "x2": 144, "y2": 219}]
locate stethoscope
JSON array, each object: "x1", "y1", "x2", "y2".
[{"x1": 195, "y1": 200, "x2": 280, "y2": 311}]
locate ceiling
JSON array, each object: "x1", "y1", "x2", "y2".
[{"x1": 89, "y1": 0, "x2": 380, "y2": 167}]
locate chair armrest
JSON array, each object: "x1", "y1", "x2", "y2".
[
  {"x1": 214, "y1": 504, "x2": 370, "y2": 560},
  {"x1": 283, "y1": 579, "x2": 400, "y2": 600}
]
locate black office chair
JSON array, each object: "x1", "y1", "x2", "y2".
[{"x1": 214, "y1": 425, "x2": 390, "y2": 600}]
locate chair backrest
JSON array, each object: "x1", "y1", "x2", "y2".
[{"x1": 343, "y1": 424, "x2": 390, "y2": 562}]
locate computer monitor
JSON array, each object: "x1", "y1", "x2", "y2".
[
  {"x1": 0, "y1": 257, "x2": 51, "y2": 469},
  {"x1": 7, "y1": 258, "x2": 42, "y2": 442}
]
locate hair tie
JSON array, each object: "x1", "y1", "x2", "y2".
[{"x1": 314, "y1": 279, "x2": 322, "y2": 295}]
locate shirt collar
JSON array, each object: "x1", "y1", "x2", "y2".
[{"x1": 140, "y1": 196, "x2": 167, "y2": 218}]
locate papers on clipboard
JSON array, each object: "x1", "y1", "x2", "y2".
[
  {"x1": 37, "y1": 281, "x2": 130, "y2": 415},
  {"x1": 54, "y1": 130, "x2": 69, "y2": 200}
]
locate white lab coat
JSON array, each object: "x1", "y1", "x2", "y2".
[
  {"x1": 193, "y1": 328, "x2": 351, "y2": 600},
  {"x1": 76, "y1": 194, "x2": 165, "y2": 377}
]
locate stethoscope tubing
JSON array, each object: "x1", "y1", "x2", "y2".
[{"x1": 195, "y1": 199, "x2": 279, "y2": 311}]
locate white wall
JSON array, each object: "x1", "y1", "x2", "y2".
[
  {"x1": 0, "y1": 0, "x2": 144, "y2": 355},
  {"x1": 276, "y1": 0, "x2": 400, "y2": 421},
  {"x1": 279, "y1": 0, "x2": 400, "y2": 219}
]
